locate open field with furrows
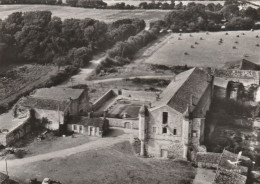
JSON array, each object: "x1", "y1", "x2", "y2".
[
  {"x1": 0, "y1": 5, "x2": 170, "y2": 25},
  {"x1": 143, "y1": 30, "x2": 260, "y2": 68},
  {"x1": 9, "y1": 141, "x2": 196, "y2": 184},
  {"x1": 0, "y1": 64, "x2": 58, "y2": 109}
]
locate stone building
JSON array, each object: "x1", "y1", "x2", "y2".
[
  {"x1": 138, "y1": 68, "x2": 213, "y2": 159},
  {"x1": 20, "y1": 87, "x2": 90, "y2": 131},
  {"x1": 67, "y1": 114, "x2": 109, "y2": 137}
]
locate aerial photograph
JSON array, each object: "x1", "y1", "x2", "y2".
[{"x1": 0, "y1": 0, "x2": 260, "y2": 183}]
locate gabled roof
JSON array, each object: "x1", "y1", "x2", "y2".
[
  {"x1": 240, "y1": 59, "x2": 260, "y2": 70},
  {"x1": 152, "y1": 68, "x2": 211, "y2": 114},
  {"x1": 21, "y1": 97, "x2": 70, "y2": 111},
  {"x1": 31, "y1": 87, "x2": 85, "y2": 101},
  {"x1": 223, "y1": 59, "x2": 260, "y2": 71}
]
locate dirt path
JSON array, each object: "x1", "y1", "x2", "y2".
[
  {"x1": 0, "y1": 128, "x2": 136, "y2": 171},
  {"x1": 58, "y1": 54, "x2": 106, "y2": 87}
]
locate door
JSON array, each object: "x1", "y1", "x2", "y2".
[
  {"x1": 161, "y1": 149, "x2": 168, "y2": 158},
  {"x1": 125, "y1": 122, "x2": 131, "y2": 129},
  {"x1": 90, "y1": 127, "x2": 95, "y2": 136}
]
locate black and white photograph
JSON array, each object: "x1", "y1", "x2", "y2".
[{"x1": 0, "y1": 0, "x2": 260, "y2": 183}]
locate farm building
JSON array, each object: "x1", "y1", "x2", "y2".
[
  {"x1": 19, "y1": 87, "x2": 91, "y2": 131},
  {"x1": 138, "y1": 67, "x2": 213, "y2": 159},
  {"x1": 0, "y1": 110, "x2": 32, "y2": 146},
  {"x1": 92, "y1": 89, "x2": 156, "y2": 129},
  {"x1": 196, "y1": 150, "x2": 251, "y2": 184},
  {"x1": 212, "y1": 63, "x2": 260, "y2": 99},
  {"x1": 67, "y1": 113, "x2": 109, "y2": 137}
]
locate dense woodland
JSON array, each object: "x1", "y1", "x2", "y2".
[{"x1": 0, "y1": 11, "x2": 145, "y2": 66}]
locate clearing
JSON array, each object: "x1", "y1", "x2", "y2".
[
  {"x1": 0, "y1": 5, "x2": 170, "y2": 26},
  {"x1": 143, "y1": 30, "x2": 260, "y2": 68},
  {"x1": 1, "y1": 128, "x2": 196, "y2": 184}
]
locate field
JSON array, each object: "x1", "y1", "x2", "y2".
[
  {"x1": 105, "y1": 0, "x2": 225, "y2": 6},
  {"x1": 143, "y1": 30, "x2": 260, "y2": 68},
  {"x1": 8, "y1": 141, "x2": 196, "y2": 184},
  {"x1": 0, "y1": 5, "x2": 170, "y2": 25}
]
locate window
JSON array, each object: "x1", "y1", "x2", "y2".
[
  {"x1": 79, "y1": 126, "x2": 83, "y2": 131},
  {"x1": 193, "y1": 130, "x2": 198, "y2": 137},
  {"x1": 173, "y1": 128, "x2": 177, "y2": 135},
  {"x1": 162, "y1": 112, "x2": 168, "y2": 124},
  {"x1": 162, "y1": 127, "x2": 167, "y2": 134},
  {"x1": 73, "y1": 125, "x2": 77, "y2": 131},
  {"x1": 153, "y1": 127, "x2": 156, "y2": 133}
]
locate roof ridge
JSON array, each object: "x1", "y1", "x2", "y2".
[{"x1": 166, "y1": 67, "x2": 196, "y2": 107}]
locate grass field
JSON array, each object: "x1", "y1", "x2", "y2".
[
  {"x1": 9, "y1": 141, "x2": 196, "y2": 184},
  {"x1": 0, "y1": 5, "x2": 170, "y2": 25},
  {"x1": 143, "y1": 30, "x2": 260, "y2": 68}
]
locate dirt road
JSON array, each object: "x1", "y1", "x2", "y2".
[{"x1": 0, "y1": 128, "x2": 137, "y2": 172}]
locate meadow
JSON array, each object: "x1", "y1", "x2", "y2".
[
  {"x1": 0, "y1": 4, "x2": 170, "y2": 25},
  {"x1": 143, "y1": 30, "x2": 260, "y2": 68}
]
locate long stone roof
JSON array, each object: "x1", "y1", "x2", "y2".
[
  {"x1": 153, "y1": 67, "x2": 211, "y2": 114},
  {"x1": 31, "y1": 87, "x2": 84, "y2": 101}
]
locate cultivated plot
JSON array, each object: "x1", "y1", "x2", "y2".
[{"x1": 144, "y1": 30, "x2": 260, "y2": 68}]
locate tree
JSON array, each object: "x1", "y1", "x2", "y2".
[{"x1": 68, "y1": 47, "x2": 92, "y2": 66}]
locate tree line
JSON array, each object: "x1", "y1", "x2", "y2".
[
  {"x1": 96, "y1": 20, "x2": 164, "y2": 74},
  {"x1": 164, "y1": 1, "x2": 260, "y2": 32},
  {"x1": 0, "y1": 11, "x2": 145, "y2": 67}
]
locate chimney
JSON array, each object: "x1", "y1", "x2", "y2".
[
  {"x1": 103, "y1": 110, "x2": 107, "y2": 120},
  {"x1": 88, "y1": 112, "x2": 93, "y2": 118}
]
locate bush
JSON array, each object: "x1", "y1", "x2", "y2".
[
  {"x1": 14, "y1": 149, "x2": 27, "y2": 159},
  {"x1": 226, "y1": 17, "x2": 254, "y2": 30}
]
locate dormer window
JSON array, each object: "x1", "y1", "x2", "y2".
[{"x1": 162, "y1": 112, "x2": 168, "y2": 124}]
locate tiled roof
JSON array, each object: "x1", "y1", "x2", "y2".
[
  {"x1": 31, "y1": 87, "x2": 84, "y2": 101},
  {"x1": 196, "y1": 152, "x2": 220, "y2": 164},
  {"x1": 153, "y1": 68, "x2": 211, "y2": 114},
  {"x1": 20, "y1": 97, "x2": 70, "y2": 111},
  {"x1": 239, "y1": 59, "x2": 260, "y2": 70},
  {"x1": 69, "y1": 116, "x2": 105, "y2": 128}
]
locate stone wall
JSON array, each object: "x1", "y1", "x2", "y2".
[
  {"x1": 92, "y1": 89, "x2": 117, "y2": 111},
  {"x1": 146, "y1": 139, "x2": 186, "y2": 159},
  {"x1": 213, "y1": 69, "x2": 260, "y2": 81},
  {"x1": 196, "y1": 152, "x2": 221, "y2": 169},
  {"x1": 34, "y1": 109, "x2": 64, "y2": 130},
  {"x1": 0, "y1": 117, "x2": 31, "y2": 146},
  {"x1": 107, "y1": 118, "x2": 139, "y2": 129},
  {"x1": 121, "y1": 89, "x2": 157, "y2": 102}
]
